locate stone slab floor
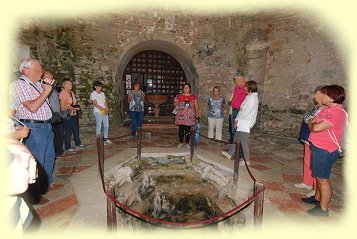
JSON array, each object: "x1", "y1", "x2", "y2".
[{"x1": 26, "y1": 123, "x2": 345, "y2": 233}]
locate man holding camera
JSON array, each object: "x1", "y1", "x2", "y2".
[{"x1": 11, "y1": 58, "x2": 55, "y2": 204}]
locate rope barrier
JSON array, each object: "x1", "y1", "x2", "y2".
[
  {"x1": 97, "y1": 131, "x2": 266, "y2": 228},
  {"x1": 107, "y1": 129, "x2": 258, "y2": 183},
  {"x1": 105, "y1": 187, "x2": 264, "y2": 228},
  {"x1": 195, "y1": 131, "x2": 258, "y2": 182}
]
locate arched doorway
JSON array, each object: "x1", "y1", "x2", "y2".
[
  {"x1": 116, "y1": 40, "x2": 198, "y2": 121},
  {"x1": 123, "y1": 50, "x2": 187, "y2": 116}
]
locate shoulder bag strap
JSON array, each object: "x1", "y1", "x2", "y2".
[{"x1": 19, "y1": 78, "x2": 52, "y2": 109}]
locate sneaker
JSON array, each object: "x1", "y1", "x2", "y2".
[
  {"x1": 301, "y1": 196, "x2": 320, "y2": 205},
  {"x1": 76, "y1": 144, "x2": 85, "y2": 149},
  {"x1": 294, "y1": 182, "x2": 313, "y2": 190},
  {"x1": 307, "y1": 205, "x2": 329, "y2": 217},
  {"x1": 239, "y1": 160, "x2": 251, "y2": 166},
  {"x1": 104, "y1": 140, "x2": 113, "y2": 145},
  {"x1": 185, "y1": 143, "x2": 190, "y2": 149},
  {"x1": 221, "y1": 151, "x2": 232, "y2": 160},
  {"x1": 67, "y1": 148, "x2": 75, "y2": 153},
  {"x1": 177, "y1": 143, "x2": 183, "y2": 148},
  {"x1": 306, "y1": 190, "x2": 316, "y2": 197},
  {"x1": 56, "y1": 153, "x2": 65, "y2": 158}
]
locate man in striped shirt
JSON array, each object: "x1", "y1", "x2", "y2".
[{"x1": 11, "y1": 58, "x2": 55, "y2": 204}]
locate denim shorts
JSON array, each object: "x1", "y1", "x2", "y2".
[{"x1": 310, "y1": 144, "x2": 340, "y2": 179}]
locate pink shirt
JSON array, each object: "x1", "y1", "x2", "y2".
[
  {"x1": 309, "y1": 104, "x2": 346, "y2": 153},
  {"x1": 231, "y1": 85, "x2": 247, "y2": 109}
]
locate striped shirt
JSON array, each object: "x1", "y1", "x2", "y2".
[{"x1": 11, "y1": 76, "x2": 52, "y2": 120}]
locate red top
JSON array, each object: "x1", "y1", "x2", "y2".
[
  {"x1": 175, "y1": 93, "x2": 197, "y2": 126},
  {"x1": 231, "y1": 85, "x2": 247, "y2": 109}
]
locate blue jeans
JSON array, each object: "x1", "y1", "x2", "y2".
[
  {"x1": 230, "y1": 108, "x2": 240, "y2": 142},
  {"x1": 23, "y1": 122, "x2": 55, "y2": 194},
  {"x1": 94, "y1": 112, "x2": 109, "y2": 139},
  {"x1": 64, "y1": 115, "x2": 81, "y2": 150},
  {"x1": 129, "y1": 111, "x2": 144, "y2": 137},
  {"x1": 310, "y1": 144, "x2": 340, "y2": 179}
]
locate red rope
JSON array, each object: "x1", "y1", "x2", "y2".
[
  {"x1": 105, "y1": 187, "x2": 265, "y2": 226},
  {"x1": 97, "y1": 134, "x2": 265, "y2": 227}
]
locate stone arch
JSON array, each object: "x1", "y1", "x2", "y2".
[{"x1": 115, "y1": 40, "x2": 198, "y2": 120}]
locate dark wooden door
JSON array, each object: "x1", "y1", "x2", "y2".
[{"x1": 123, "y1": 50, "x2": 187, "y2": 116}]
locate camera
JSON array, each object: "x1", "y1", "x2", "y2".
[
  {"x1": 41, "y1": 78, "x2": 54, "y2": 86},
  {"x1": 71, "y1": 104, "x2": 81, "y2": 111}
]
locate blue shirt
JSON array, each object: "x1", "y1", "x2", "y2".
[
  {"x1": 208, "y1": 96, "x2": 226, "y2": 119},
  {"x1": 128, "y1": 90, "x2": 145, "y2": 112}
]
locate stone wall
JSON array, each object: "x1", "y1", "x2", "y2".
[
  {"x1": 259, "y1": 13, "x2": 347, "y2": 136},
  {"x1": 16, "y1": 10, "x2": 347, "y2": 137}
]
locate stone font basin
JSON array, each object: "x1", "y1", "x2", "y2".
[
  {"x1": 145, "y1": 94, "x2": 169, "y2": 117},
  {"x1": 107, "y1": 154, "x2": 242, "y2": 230}
]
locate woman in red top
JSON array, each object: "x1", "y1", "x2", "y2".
[
  {"x1": 173, "y1": 83, "x2": 199, "y2": 148},
  {"x1": 301, "y1": 85, "x2": 346, "y2": 217}
]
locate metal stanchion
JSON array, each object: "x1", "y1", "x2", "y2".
[
  {"x1": 233, "y1": 140, "x2": 241, "y2": 184},
  {"x1": 190, "y1": 128, "x2": 195, "y2": 162},
  {"x1": 107, "y1": 183, "x2": 117, "y2": 231},
  {"x1": 254, "y1": 180, "x2": 265, "y2": 227},
  {"x1": 137, "y1": 127, "x2": 142, "y2": 160},
  {"x1": 97, "y1": 134, "x2": 104, "y2": 177}
]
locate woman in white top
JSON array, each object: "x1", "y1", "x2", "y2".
[
  {"x1": 90, "y1": 81, "x2": 112, "y2": 145},
  {"x1": 221, "y1": 80, "x2": 259, "y2": 165}
]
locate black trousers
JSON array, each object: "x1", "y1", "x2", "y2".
[
  {"x1": 178, "y1": 125, "x2": 192, "y2": 144},
  {"x1": 52, "y1": 122, "x2": 64, "y2": 156}
]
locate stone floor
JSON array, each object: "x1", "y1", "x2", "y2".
[{"x1": 26, "y1": 122, "x2": 345, "y2": 233}]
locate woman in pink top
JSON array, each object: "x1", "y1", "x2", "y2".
[
  {"x1": 59, "y1": 78, "x2": 84, "y2": 152},
  {"x1": 301, "y1": 85, "x2": 346, "y2": 217}
]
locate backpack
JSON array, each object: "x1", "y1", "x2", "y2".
[{"x1": 328, "y1": 108, "x2": 350, "y2": 153}]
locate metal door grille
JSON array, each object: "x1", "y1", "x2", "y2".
[{"x1": 124, "y1": 50, "x2": 187, "y2": 116}]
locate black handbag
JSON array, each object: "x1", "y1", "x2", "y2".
[
  {"x1": 298, "y1": 120, "x2": 310, "y2": 143},
  {"x1": 51, "y1": 110, "x2": 62, "y2": 124}
]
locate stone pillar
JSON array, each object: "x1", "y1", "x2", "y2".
[
  {"x1": 245, "y1": 29, "x2": 269, "y2": 85},
  {"x1": 244, "y1": 29, "x2": 269, "y2": 129}
]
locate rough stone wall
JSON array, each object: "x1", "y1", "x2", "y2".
[
  {"x1": 259, "y1": 13, "x2": 347, "y2": 136},
  {"x1": 16, "y1": 10, "x2": 347, "y2": 137}
]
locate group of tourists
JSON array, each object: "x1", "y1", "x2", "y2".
[
  {"x1": 4, "y1": 58, "x2": 112, "y2": 231},
  {"x1": 4, "y1": 57, "x2": 347, "y2": 235},
  {"x1": 129, "y1": 73, "x2": 347, "y2": 217}
]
